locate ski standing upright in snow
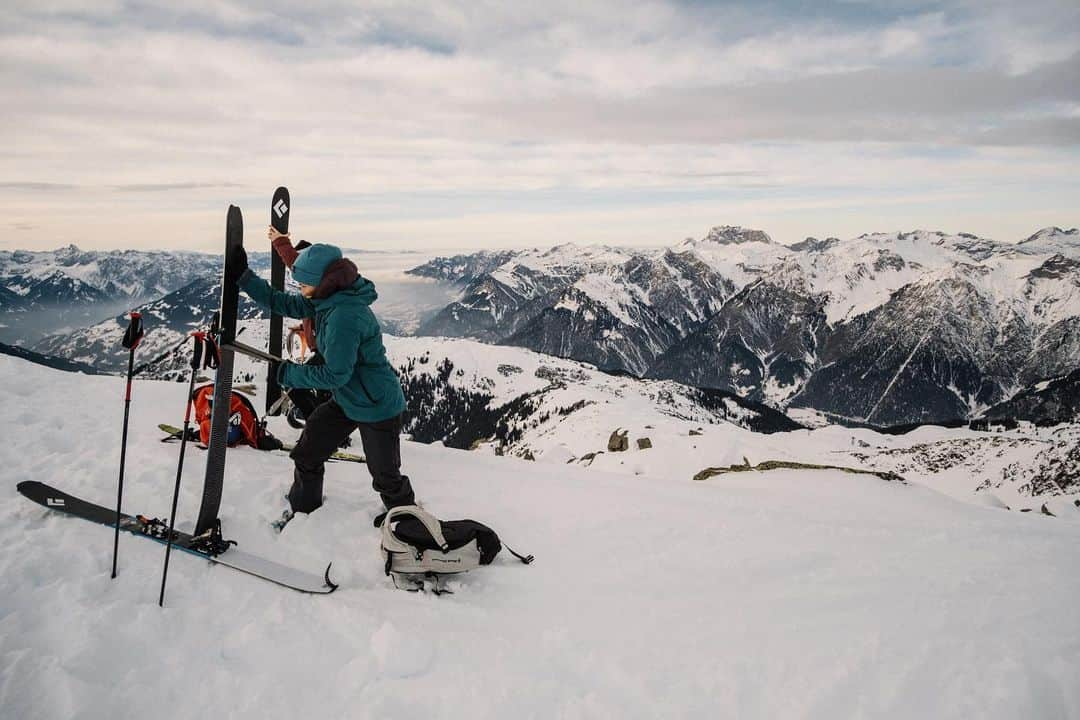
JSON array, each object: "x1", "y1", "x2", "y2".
[
  {"x1": 193, "y1": 205, "x2": 242, "y2": 537},
  {"x1": 266, "y1": 187, "x2": 289, "y2": 416}
]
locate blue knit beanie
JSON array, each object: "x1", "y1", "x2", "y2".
[{"x1": 292, "y1": 244, "x2": 342, "y2": 287}]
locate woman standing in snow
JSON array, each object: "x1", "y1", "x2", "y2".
[{"x1": 228, "y1": 229, "x2": 414, "y2": 524}]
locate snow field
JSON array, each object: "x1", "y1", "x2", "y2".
[{"x1": 1, "y1": 356, "x2": 1079, "y2": 719}]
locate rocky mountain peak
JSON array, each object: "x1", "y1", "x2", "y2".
[
  {"x1": 1021, "y1": 227, "x2": 1079, "y2": 245},
  {"x1": 1027, "y1": 254, "x2": 1080, "y2": 281},
  {"x1": 700, "y1": 226, "x2": 772, "y2": 246},
  {"x1": 789, "y1": 237, "x2": 840, "y2": 253}
]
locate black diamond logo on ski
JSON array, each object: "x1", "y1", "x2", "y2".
[{"x1": 274, "y1": 199, "x2": 289, "y2": 218}]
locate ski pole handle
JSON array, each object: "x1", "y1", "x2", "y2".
[
  {"x1": 189, "y1": 332, "x2": 206, "y2": 371},
  {"x1": 122, "y1": 312, "x2": 144, "y2": 351}
]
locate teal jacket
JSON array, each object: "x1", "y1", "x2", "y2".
[{"x1": 238, "y1": 269, "x2": 406, "y2": 423}]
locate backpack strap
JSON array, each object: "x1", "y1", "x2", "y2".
[
  {"x1": 504, "y1": 544, "x2": 534, "y2": 565},
  {"x1": 381, "y1": 506, "x2": 449, "y2": 556}
]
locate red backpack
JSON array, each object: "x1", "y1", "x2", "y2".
[{"x1": 191, "y1": 384, "x2": 280, "y2": 450}]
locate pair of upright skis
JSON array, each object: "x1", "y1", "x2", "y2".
[{"x1": 18, "y1": 189, "x2": 338, "y2": 595}]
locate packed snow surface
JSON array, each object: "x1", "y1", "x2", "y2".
[{"x1": 2, "y1": 356, "x2": 1078, "y2": 719}]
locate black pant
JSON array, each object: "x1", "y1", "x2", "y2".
[{"x1": 287, "y1": 400, "x2": 414, "y2": 514}]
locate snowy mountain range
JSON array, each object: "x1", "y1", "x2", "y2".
[
  {"x1": 33, "y1": 276, "x2": 268, "y2": 374},
  {"x1": 13, "y1": 224, "x2": 1080, "y2": 431},
  {"x1": 0, "y1": 245, "x2": 251, "y2": 345},
  {"x1": 408, "y1": 226, "x2": 1080, "y2": 426},
  {"x1": 21, "y1": 248, "x2": 450, "y2": 373},
  {"x1": 25, "y1": 306, "x2": 1076, "y2": 511}
]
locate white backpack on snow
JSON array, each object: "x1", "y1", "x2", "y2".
[{"x1": 379, "y1": 505, "x2": 533, "y2": 593}]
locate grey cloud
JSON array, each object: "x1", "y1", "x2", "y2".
[
  {"x1": 473, "y1": 53, "x2": 1080, "y2": 146},
  {"x1": 969, "y1": 117, "x2": 1080, "y2": 147},
  {"x1": 729, "y1": 53, "x2": 1079, "y2": 117}
]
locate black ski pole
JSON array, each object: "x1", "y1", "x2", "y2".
[
  {"x1": 159, "y1": 331, "x2": 218, "y2": 607},
  {"x1": 112, "y1": 312, "x2": 144, "y2": 579}
]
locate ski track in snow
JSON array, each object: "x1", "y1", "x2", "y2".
[{"x1": 1, "y1": 356, "x2": 1079, "y2": 719}]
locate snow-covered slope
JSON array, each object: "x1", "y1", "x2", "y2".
[
  {"x1": 677, "y1": 225, "x2": 792, "y2": 288},
  {"x1": 390, "y1": 335, "x2": 801, "y2": 458},
  {"x1": 984, "y1": 368, "x2": 1080, "y2": 425},
  {"x1": 416, "y1": 243, "x2": 634, "y2": 341},
  {"x1": 1017, "y1": 226, "x2": 1080, "y2": 258},
  {"x1": 505, "y1": 251, "x2": 735, "y2": 376},
  {"x1": 406, "y1": 249, "x2": 520, "y2": 285},
  {"x1": 648, "y1": 278, "x2": 827, "y2": 405},
  {"x1": 2, "y1": 356, "x2": 1079, "y2": 719},
  {"x1": 387, "y1": 336, "x2": 1078, "y2": 511}
]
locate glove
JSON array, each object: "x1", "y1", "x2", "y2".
[{"x1": 226, "y1": 245, "x2": 248, "y2": 284}]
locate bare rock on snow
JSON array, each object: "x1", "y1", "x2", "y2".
[
  {"x1": 608, "y1": 429, "x2": 629, "y2": 452},
  {"x1": 577, "y1": 451, "x2": 603, "y2": 466},
  {"x1": 693, "y1": 459, "x2": 907, "y2": 484}
]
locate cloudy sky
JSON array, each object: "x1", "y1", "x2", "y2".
[{"x1": 3, "y1": 0, "x2": 1078, "y2": 253}]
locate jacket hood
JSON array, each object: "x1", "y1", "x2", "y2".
[
  {"x1": 312, "y1": 258, "x2": 358, "y2": 299},
  {"x1": 313, "y1": 263, "x2": 377, "y2": 308}
]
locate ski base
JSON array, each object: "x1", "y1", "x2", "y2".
[{"x1": 17, "y1": 481, "x2": 337, "y2": 594}]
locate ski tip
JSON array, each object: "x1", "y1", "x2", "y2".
[
  {"x1": 324, "y1": 563, "x2": 340, "y2": 593},
  {"x1": 16, "y1": 480, "x2": 46, "y2": 495}
]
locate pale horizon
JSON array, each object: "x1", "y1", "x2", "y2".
[
  {"x1": 4, "y1": 1, "x2": 1078, "y2": 253},
  {"x1": 3, "y1": 221, "x2": 1077, "y2": 258}
]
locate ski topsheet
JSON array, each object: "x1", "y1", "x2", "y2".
[
  {"x1": 17, "y1": 481, "x2": 337, "y2": 594},
  {"x1": 195, "y1": 205, "x2": 242, "y2": 536},
  {"x1": 267, "y1": 187, "x2": 289, "y2": 416}
]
